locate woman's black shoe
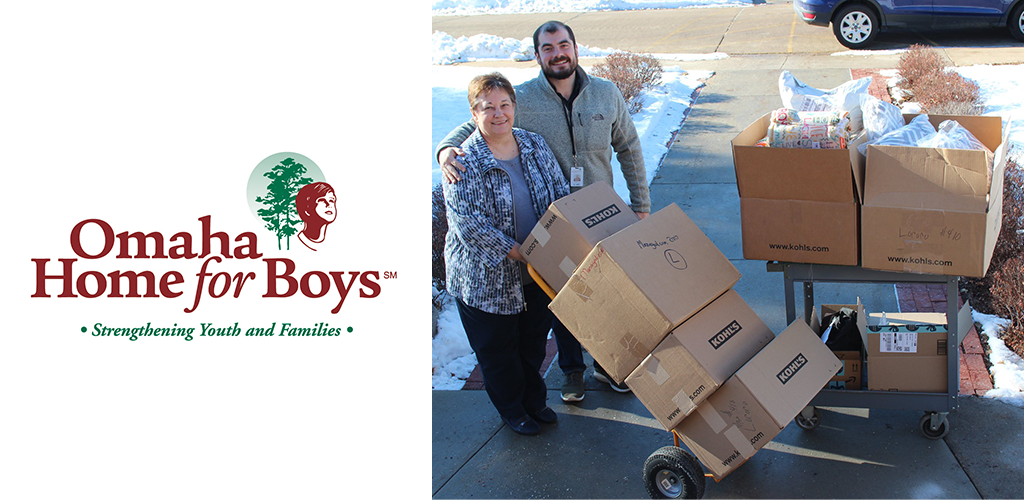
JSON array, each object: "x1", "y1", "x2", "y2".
[
  {"x1": 502, "y1": 415, "x2": 541, "y2": 435},
  {"x1": 528, "y1": 406, "x2": 558, "y2": 425}
]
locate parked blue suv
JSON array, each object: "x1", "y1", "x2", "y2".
[{"x1": 795, "y1": 0, "x2": 1024, "y2": 48}]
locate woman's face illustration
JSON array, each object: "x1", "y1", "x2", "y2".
[{"x1": 315, "y1": 191, "x2": 337, "y2": 223}]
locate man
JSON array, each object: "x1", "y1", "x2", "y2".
[{"x1": 436, "y1": 21, "x2": 650, "y2": 403}]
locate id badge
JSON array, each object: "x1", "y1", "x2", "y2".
[{"x1": 570, "y1": 166, "x2": 584, "y2": 187}]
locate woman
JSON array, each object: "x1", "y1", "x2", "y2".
[
  {"x1": 444, "y1": 72, "x2": 570, "y2": 436},
  {"x1": 295, "y1": 181, "x2": 336, "y2": 251}
]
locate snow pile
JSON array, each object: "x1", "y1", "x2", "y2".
[
  {"x1": 433, "y1": 31, "x2": 621, "y2": 65},
  {"x1": 433, "y1": 32, "x2": 535, "y2": 65},
  {"x1": 432, "y1": 294, "x2": 478, "y2": 390},
  {"x1": 432, "y1": 0, "x2": 754, "y2": 16},
  {"x1": 956, "y1": 64, "x2": 1024, "y2": 151},
  {"x1": 974, "y1": 311, "x2": 1024, "y2": 408}
]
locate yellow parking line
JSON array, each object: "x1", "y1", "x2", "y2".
[
  {"x1": 644, "y1": 14, "x2": 715, "y2": 52},
  {"x1": 788, "y1": 11, "x2": 797, "y2": 53}
]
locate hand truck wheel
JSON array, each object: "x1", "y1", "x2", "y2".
[
  {"x1": 794, "y1": 406, "x2": 822, "y2": 430},
  {"x1": 642, "y1": 446, "x2": 706, "y2": 499},
  {"x1": 919, "y1": 412, "x2": 950, "y2": 440}
]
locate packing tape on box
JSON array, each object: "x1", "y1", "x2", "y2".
[
  {"x1": 646, "y1": 357, "x2": 671, "y2": 386},
  {"x1": 619, "y1": 332, "x2": 650, "y2": 360},
  {"x1": 697, "y1": 399, "x2": 728, "y2": 433},
  {"x1": 567, "y1": 275, "x2": 593, "y2": 301},
  {"x1": 724, "y1": 426, "x2": 756, "y2": 459},
  {"x1": 671, "y1": 389, "x2": 697, "y2": 416},
  {"x1": 559, "y1": 256, "x2": 577, "y2": 278},
  {"x1": 530, "y1": 224, "x2": 551, "y2": 246}
]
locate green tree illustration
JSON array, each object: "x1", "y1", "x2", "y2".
[{"x1": 255, "y1": 157, "x2": 312, "y2": 250}]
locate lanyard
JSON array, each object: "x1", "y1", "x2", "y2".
[{"x1": 559, "y1": 94, "x2": 578, "y2": 167}]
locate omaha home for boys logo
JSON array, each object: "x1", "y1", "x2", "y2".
[{"x1": 31, "y1": 152, "x2": 396, "y2": 317}]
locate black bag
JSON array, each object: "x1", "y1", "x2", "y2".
[{"x1": 821, "y1": 308, "x2": 862, "y2": 352}]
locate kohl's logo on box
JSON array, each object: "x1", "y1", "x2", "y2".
[
  {"x1": 776, "y1": 353, "x2": 808, "y2": 385},
  {"x1": 582, "y1": 204, "x2": 622, "y2": 228},
  {"x1": 708, "y1": 320, "x2": 742, "y2": 350}
]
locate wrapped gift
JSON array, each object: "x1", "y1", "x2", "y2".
[{"x1": 768, "y1": 108, "x2": 851, "y2": 149}]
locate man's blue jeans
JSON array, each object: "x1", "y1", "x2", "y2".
[{"x1": 552, "y1": 318, "x2": 586, "y2": 374}]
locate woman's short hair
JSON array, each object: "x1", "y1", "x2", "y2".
[
  {"x1": 467, "y1": 72, "x2": 516, "y2": 111},
  {"x1": 295, "y1": 181, "x2": 335, "y2": 222}
]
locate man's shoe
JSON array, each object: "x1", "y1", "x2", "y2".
[
  {"x1": 593, "y1": 363, "x2": 631, "y2": 393},
  {"x1": 502, "y1": 415, "x2": 541, "y2": 436},
  {"x1": 528, "y1": 406, "x2": 558, "y2": 425},
  {"x1": 561, "y1": 371, "x2": 585, "y2": 402}
]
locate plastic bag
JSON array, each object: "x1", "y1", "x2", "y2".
[
  {"x1": 820, "y1": 308, "x2": 862, "y2": 352},
  {"x1": 927, "y1": 119, "x2": 990, "y2": 152},
  {"x1": 927, "y1": 119, "x2": 994, "y2": 185},
  {"x1": 859, "y1": 93, "x2": 904, "y2": 142},
  {"x1": 768, "y1": 108, "x2": 852, "y2": 149},
  {"x1": 779, "y1": 70, "x2": 871, "y2": 131},
  {"x1": 857, "y1": 114, "x2": 937, "y2": 156}
]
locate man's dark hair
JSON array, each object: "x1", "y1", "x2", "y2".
[{"x1": 532, "y1": 21, "x2": 576, "y2": 55}]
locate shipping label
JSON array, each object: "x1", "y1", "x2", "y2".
[{"x1": 880, "y1": 332, "x2": 918, "y2": 353}]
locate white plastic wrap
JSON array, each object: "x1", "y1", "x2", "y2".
[
  {"x1": 859, "y1": 93, "x2": 905, "y2": 142},
  {"x1": 857, "y1": 114, "x2": 937, "y2": 156},
  {"x1": 928, "y1": 120, "x2": 995, "y2": 185},
  {"x1": 779, "y1": 70, "x2": 871, "y2": 132},
  {"x1": 927, "y1": 120, "x2": 990, "y2": 152}
]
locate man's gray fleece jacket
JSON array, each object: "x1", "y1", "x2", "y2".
[{"x1": 437, "y1": 67, "x2": 650, "y2": 213}]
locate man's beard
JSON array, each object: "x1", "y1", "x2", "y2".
[{"x1": 542, "y1": 56, "x2": 576, "y2": 80}]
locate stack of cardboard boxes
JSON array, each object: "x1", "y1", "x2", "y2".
[
  {"x1": 732, "y1": 112, "x2": 1006, "y2": 277},
  {"x1": 731, "y1": 104, "x2": 1006, "y2": 400},
  {"x1": 523, "y1": 182, "x2": 842, "y2": 480},
  {"x1": 806, "y1": 298, "x2": 973, "y2": 394}
]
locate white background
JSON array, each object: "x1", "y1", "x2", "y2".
[{"x1": 1, "y1": 2, "x2": 430, "y2": 498}]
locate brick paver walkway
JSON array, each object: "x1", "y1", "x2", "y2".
[{"x1": 894, "y1": 283, "x2": 993, "y2": 396}]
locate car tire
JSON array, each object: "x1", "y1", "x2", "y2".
[
  {"x1": 1009, "y1": 3, "x2": 1024, "y2": 41},
  {"x1": 832, "y1": 4, "x2": 879, "y2": 49}
]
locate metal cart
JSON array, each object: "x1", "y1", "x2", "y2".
[
  {"x1": 769, "y1": 261, "x2": 966, "y2": 440},
  {"x1": 637, "y1": 262, "x2": 970, "y2": 499},
  {"x1": 531, "y1": 262, "x2": 967, "y2": 499}
]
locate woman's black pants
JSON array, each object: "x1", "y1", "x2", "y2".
[{"x1": 456, "y1": 283, "x2": 553, "y2": 421}]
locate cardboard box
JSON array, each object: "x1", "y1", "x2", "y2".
[
  {"x1": 865, "y1": 303, "x2": 971, "y2": 393},
  {"x1": 810, "y1": 301, "x2": 867, "y2": 390},
  {"x1": 675, "y1": 320, "x2": 842, "y2": 480},
  {"x1": 732, "y1": 113, "x2": 867, "y2": 265},
  {"x1": 550, "y1": 203, "x2": 741, "y2": 384},
  {"x1": 625, "y1": 289, "x2": 775, "y2": 430},
  {"x1": 827, "y1": 351, "x2": 862, "y2": 390},
  {"x1": 521, "y1": 181, "x2": 639, "y2": 292},
  {"x1": 861, "y1": 114, "x2": 1007, "y2": 277}
]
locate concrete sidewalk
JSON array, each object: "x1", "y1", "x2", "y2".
[{"x1": 432, "y1": 65, "x2": 1024, "y2": 499}]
